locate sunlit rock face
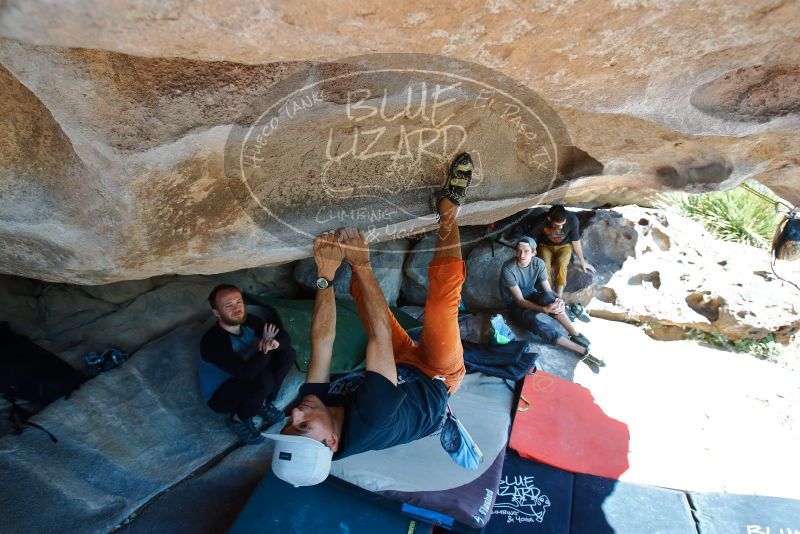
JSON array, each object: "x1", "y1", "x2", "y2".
[
  {"x1": 588, "y1": 207, "x2": 800, "y2": 343},
  {"x1": 0, "y1": 0, "x2": 797, "y2": 283}
]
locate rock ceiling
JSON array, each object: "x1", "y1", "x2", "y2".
[{"x1": 0, "y1": 0, "x2": 797, "y2": 283}]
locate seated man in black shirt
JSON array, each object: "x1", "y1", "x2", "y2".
[
  {"x1": 265, "y1": 153, "x2": 474, "y2": 487},
  {"x1": 528, "y1": 205, "x2": 595, "y2": 298},
  {"x1": 199, "y1": 284, "x2": 296, "y2": 444}
]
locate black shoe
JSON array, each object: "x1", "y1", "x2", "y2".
[
  {"x1": 431, "y1": 152, "x2": 474, "y2": 214},
  {"x1": 226, "y1": 416, "x2": 265, "y2": 445},
  {"x1": 570, "y1": 333, "x2": 591, "y2": 348},
  {"x1": 258, "y1": 402, "x2": 284, "y2": 428},
  {"x1": 581, "y1": 349, "x2": 606, "y2": 368}
]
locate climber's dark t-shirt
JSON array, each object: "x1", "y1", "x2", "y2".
[{"x1": 296, "y1": 365, "x2": 448, "y2": 459}]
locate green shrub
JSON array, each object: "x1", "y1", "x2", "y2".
[
  {"x1": 685, "y1": 329, "x2": 781, "y2": 361},
  {"x1": 638, "y1": 323, "x2": 783, "y2": 362},
  {"x1": 656, "y1": 183, "x2": 782, "y2": 249}
]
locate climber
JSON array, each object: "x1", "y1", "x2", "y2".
[
  {"x1": 199, "y1": 284, "x2": 296, "y2": 444},
  {"x1": 500, "y1": 236, "x2": 605, "y2": 368},
  {"x1": 527, "y1": 205, "x2": 595, "y2": 298},
  {"x1": 265, "y1": 153, "x2": 474, "y2": 487}
]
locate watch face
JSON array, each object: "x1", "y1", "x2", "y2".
[{"x1": 316, "y1": 277, "x2": 330, "y2": 289}]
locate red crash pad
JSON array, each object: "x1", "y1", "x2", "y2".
[{"x1": 509, "y1": 371, "x2": 630, "y2": 480}]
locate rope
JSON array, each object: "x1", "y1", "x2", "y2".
[
  {"x1": 771, "y1": 258, "x2": 800, "y2": 292},
  {"x1": 739, "y1": 182, "x2": 792, "y2": 210}
]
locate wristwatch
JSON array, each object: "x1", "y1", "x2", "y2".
[{"x1": 316, "y1": 276, "x2": 332, "y2": 290}]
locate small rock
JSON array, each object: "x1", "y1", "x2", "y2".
[{"x1": 462, "y1": 240, "x2": 516, "y2": 310}]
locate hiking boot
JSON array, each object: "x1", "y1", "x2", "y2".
[
  {"x1": 258, "y1": 402, "x2": 284, "y2": 428},
  {"x1": 431, "y1": 152, "x2": 474, "y2": 215},
  {"x1": 570, "y1": 333, "x2": 591, "y2": 348},
  {"x1": 570, "y1": 303, "x2": 591, "y2": 323},
  {"x1": 226, "y1": 416, "x2": 266, "y2": 445},
  {"x1": 581, "y1": 349, "x2": 606, "y2": 368}
]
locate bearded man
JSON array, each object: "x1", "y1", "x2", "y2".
[{"x1": 199, "y1": 285, "x2": 296, "y2": 444}]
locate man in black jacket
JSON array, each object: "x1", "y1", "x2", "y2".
[{"x1": 199, "y1": 285, "x2": 296, "y2": 444}]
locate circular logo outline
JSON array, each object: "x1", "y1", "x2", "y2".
[{"x1": 225, "y1": 54, "x2": 571, "y2": 254}]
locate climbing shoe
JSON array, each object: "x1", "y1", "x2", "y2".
[
  {"x1": 258, "y1": 402, "x2": 284, "y2": 428},
  {"x1": 570, "y1": 333, "x2": 591, "y2": 348},
  {"x1": 83, "y1": 348, "x2": 129, "y2": 377},
  {"x1": 226, "y1": 416, "x2": 265, "y2": 445},
  {"x1": 581, "y1": 349, "x2": 606, "y2": 368},
  {"x1": 431, "y1": 152, "x2": 474, "y2": 215},
  {"x1": 570, "y1": 303, "x2": 591, "y2": 323}
]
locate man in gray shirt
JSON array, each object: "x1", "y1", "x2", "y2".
[{"x1": 500, "y1": 236, "x2": 605, "y2": 367}]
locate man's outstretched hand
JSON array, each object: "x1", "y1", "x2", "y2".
[
  {"x1": 313, "y1": 232, "x2": 344, "y2": 280},
  {"x1": 337, "y1": 227, "x2": 370, "y2": 267},
  {"x1": 258, "y1": 323, "x2": 280, "y2": 353}
]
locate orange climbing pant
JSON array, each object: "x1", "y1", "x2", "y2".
[{"x1": 350, "y1": 256, "x2": 467, "y2": 395}]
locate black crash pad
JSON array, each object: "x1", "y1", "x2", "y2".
[
  {"x1": 485, "y1": 451, "x2": 699, "y2": 534},
  {"x1": 485, "y1": 451, "x2": 573, "y2": 533},
  {"x1": 571, "y1": 473, "x2": 696, "y2": 534},
  {"x1": 230, "y1": 471, "x2": 433, "y2": 534}
]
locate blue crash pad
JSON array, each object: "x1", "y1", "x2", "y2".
[
  {"x1": 690, "y1": 492, "x2": 800, "y2": 534},
  {"x1": 571, "y1": 473, "x2": 696, "y2": 534},
  {"x1": 230, "y1": 471, "x2": 433, "y2": 534},
  {"x1": 485, "y1": 451, "x2": 573, "y2": 533}
]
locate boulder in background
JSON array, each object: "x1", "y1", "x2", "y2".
[
  {"x1": 589, "y1": 206, "x2": 800, "y2": 343},
  {"x1": 294, "y1": 240, "x2": 411, "y2": 307},
  {"x1": 401, "y1": 227, "x2": 486, "y2": 305}
]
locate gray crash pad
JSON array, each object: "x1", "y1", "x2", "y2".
[
  {"x1": 0, "y1": 306, "x2": 297, "y2": 534},
  {"x1": 690, "y1": 492, "x2": 800, "y2": 534},
  {"x1": 330, "y1": 372, "x2": 514, "y2": 529}
]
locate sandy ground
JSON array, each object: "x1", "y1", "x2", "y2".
[{"x1": 529, "y1": 317, "x2": 800, "y2": 499}]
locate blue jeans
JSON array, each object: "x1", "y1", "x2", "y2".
[{"x1": 508, "y1": 291, "x2": 561, "y2": 345}]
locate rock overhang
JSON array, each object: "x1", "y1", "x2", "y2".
[{"x1": 0, "y1": 1, "x2": 797, "y2": 283}]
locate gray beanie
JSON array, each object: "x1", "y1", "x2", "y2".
[{"x1": 517, "y1": 236, "x2": 537, "y2": 249}]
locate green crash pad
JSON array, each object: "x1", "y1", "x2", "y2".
[{"x1": 245, "y1": 295, "x2": 422, "y2": 374}]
